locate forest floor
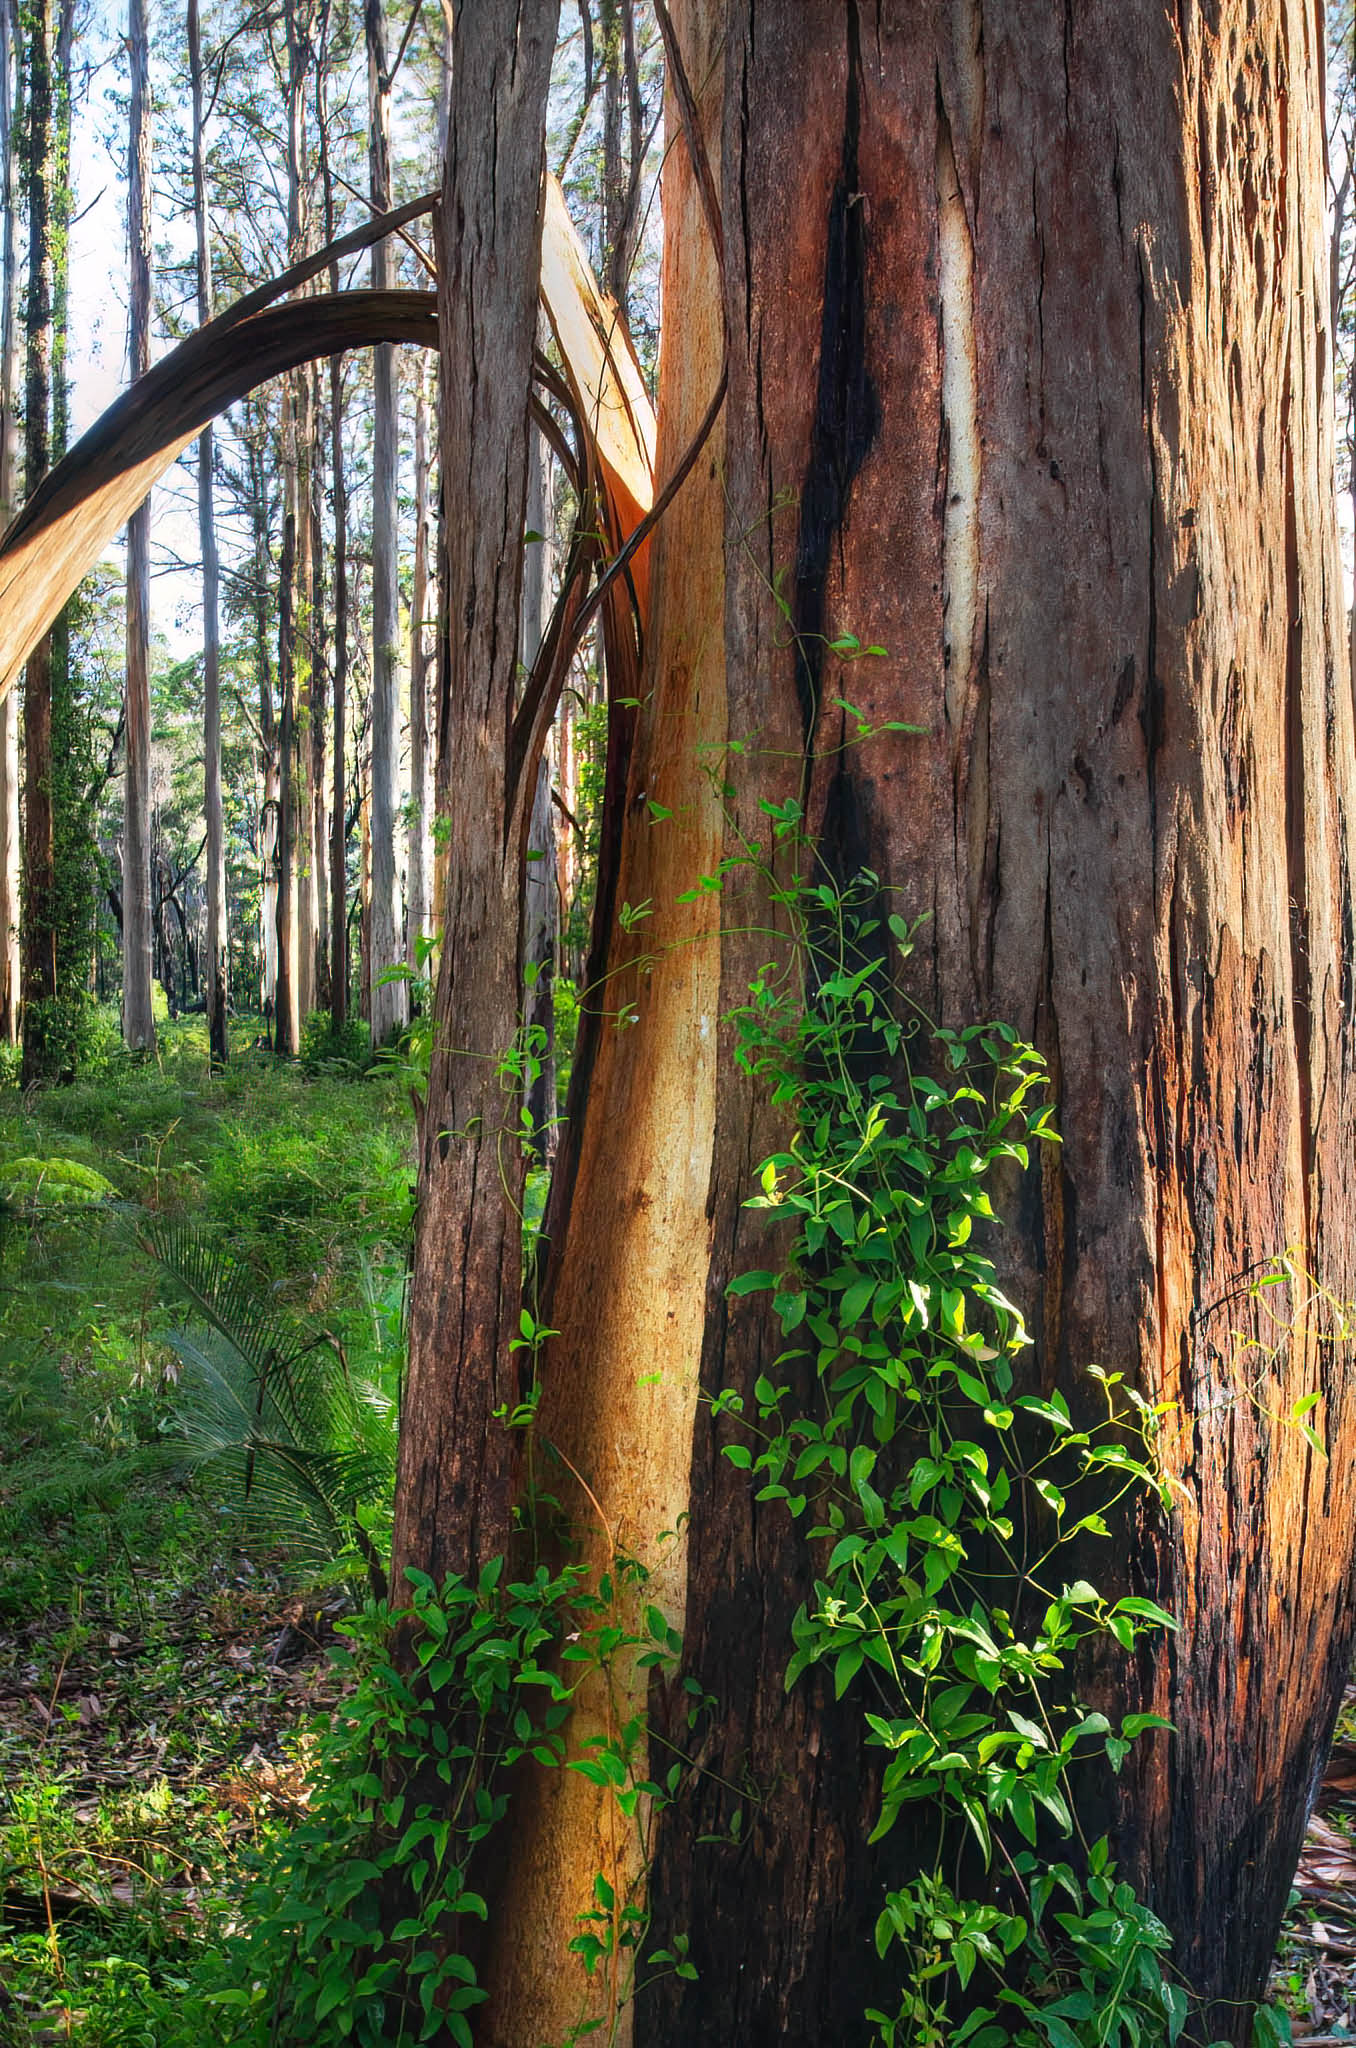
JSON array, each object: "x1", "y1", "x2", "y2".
[
  {"x1": 0, "y1": 1018, "x2": 1351, "y2": 2045},
  {"x1": 0, "y1": 1020, "x2": 414, "y2": 2043},
  {"x1": 1271, "y1": 1714, "x2": 1356, "y2": 2042}
]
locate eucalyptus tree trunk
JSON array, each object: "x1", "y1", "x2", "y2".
[
  {"x1": 189, "y1": 0, "x2": 226, "y2": 1068},
  {"x1": 320, "y1": 83, "x2": 349, "y2": 1024},
  {"x1": 248, "y1": 399, "x2": 281, "y2": 1035},
  {"x1": 275, "y1": 495, "x2": 300, "y2": 1056},
  {"x1": 309, "y1": 358, "x2": 329, "y2": 1013},
  {"x1": 630, "y1": 5, "x2": 1354, "y2": 2043},
  {"x1": 405, "y1": 353, "x2": 430, "y2": 971},
  {"x1": 365, "y1": 0, "x2": 406, "y2": 1045},
  {"x1": 273, "y1": 0, "x2": 313, "y2": 1056},
  {"x1": 122, "y1": 0, "x2": 156, "y2": 1054},
  {"x1": 327, "y1": 348, "x2": 348, "y2": 1022},
  {"x1": 600, "y1": 0, "x2": 644, "y2": 313},
  {"x1": 0, "y1": 0, "x2": 19, "y2": 1045},
  {"x1": 294, "y1": 364, "x2": 317, "y2": 1023},
  {"x1": 19, "y1": 0, "x2": 57, "y2": 1086},
  {"x1": 391, "y1": 0, "x2": 560, "y2": 1590}
]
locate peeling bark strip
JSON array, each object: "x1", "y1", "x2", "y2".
[
  {"x1": 479, "y1": 7, "x2": 726, "y2": 2039},
  {"x1": 0, "y1": 168, "x2": 648, "y2": 710},
  {"x1": 640, "y1": 2, "x2": 1356, "y2": 2042}
]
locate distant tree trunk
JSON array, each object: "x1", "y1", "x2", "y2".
[
  {"x1": 600, "y1": 0, "x2": 644, "y2": 313},
  {"x1": 122, "y1": 0, "x2": 155, "y2": 1054},
  {"x1": 429, "y1": 469, "x2": 448, "y2": 946},
  {"x1": 0, "y1": 0, "x2": 20, "y2": 1045},
  {"x1": 189, "y1": 0, "x2": 227, "y2": 1069},
  {"x1": 328, "y1": 356, "x2": 348, "y2": 1024},
  {"x1": 249, "y1": 399, "x2": 280, "y2": 1035},
  {"x1": 321, "y1": 91, "x2": 348, "y2": 1024},
  {"x1": 359, "y1": 740, "x2": 371, "y2": 1023},
  {"x1": 19, "y1": 0, "x2": 57, "y2": 1086},
  {"x1": 390, "y1": 0, "x2": 560, "y2": 1588},
  {"x1": 294, "y1": 365, "x2": 317, "y2": 1024},
  {"x1": 405, "y1": 353, "x2": 430, "y2": 972},
  {"x1": 310, "y1": 359, "x2": 329, "y2": 1012},
  {"x1": 366, "y1": 0, "x2": 406, "y2": 1045},
  {"x1": 274, "y1": 0, "x2": 313, "y2": 1056},
  {"x1": 275, "y1": 496, "x2": 300, "y2": 1054}
]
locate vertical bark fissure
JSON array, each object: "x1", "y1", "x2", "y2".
[
  {"x1": 1282, "y1": 368, "x2": 1313, "y2": 1239},
  {"x1": 790, "y1": 0, "x2": 878, "y2": 752}
]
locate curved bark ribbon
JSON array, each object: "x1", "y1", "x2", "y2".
[{"x1": 0, "y1": 175, "x2": 655, "y2": 702}]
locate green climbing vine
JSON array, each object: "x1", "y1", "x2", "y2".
[
  {"x1": 193, "y1": 701, "x2": 1301, "y2": 2048},
  {"x1": 708, "y1": 802, "x2": 1220, "y2": 2046}
]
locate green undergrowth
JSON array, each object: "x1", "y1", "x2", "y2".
[{"x1": 0, "y1": 1019, "x2": 417, "y2": 2043}]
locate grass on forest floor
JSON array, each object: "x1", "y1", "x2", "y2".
[{"x1": 0, "y1": 1020, "x2": 414, "y2": 2044}]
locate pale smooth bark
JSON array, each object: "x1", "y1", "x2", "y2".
[
  {"x1": 249, "y1": 401, "x2": 279, "y2": 1031},
  {"x1": 520, "y1": 424, "x2": 556, "y2": 1154},
  {"x1": 405, "y1": 352, "x2": 431, "y2": 969},
  {"x1": 325, "y1": 220, "x2": 349, "y2": 1023},
  {"x1": 189, "y1": 0, "x2": 226, "y2": 1068},
  {"x1": 366, "y1": 0, "x2": 406, "y2": 1045},
  {"x1": 121, "y1": 0, "x2": 155, "y2": 1053},
  {"x1": 482, "y1": 10, "x2": 724, "y2": 2034},
  {"x1": 275, "y1": 495, "x2": 300, "y2": 1056},
  {"x1": 273, "y1": 0, "x2": 313, "y2": 1056},
  {"x1": 309, "y1": 359, "x2": 329, "y2": 1012},
  {"x1": 294, "y1": 366, "x2": 317, "y2": 1024}
]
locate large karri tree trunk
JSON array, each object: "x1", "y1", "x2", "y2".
[{"x1": 613, "y1": 4, "x2": 1356, "y2": 2043}]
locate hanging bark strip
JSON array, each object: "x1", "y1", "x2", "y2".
[
  {"x1": 0, "y1": 174, "x2": 655, "y2": 709},
  {"x1": 482, "y1": 5, "x2": 727, "y2": 2039}
]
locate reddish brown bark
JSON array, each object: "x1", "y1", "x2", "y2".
[{"x1": 631, "y1": 4, "x2": 1356, "y2": 2044}]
